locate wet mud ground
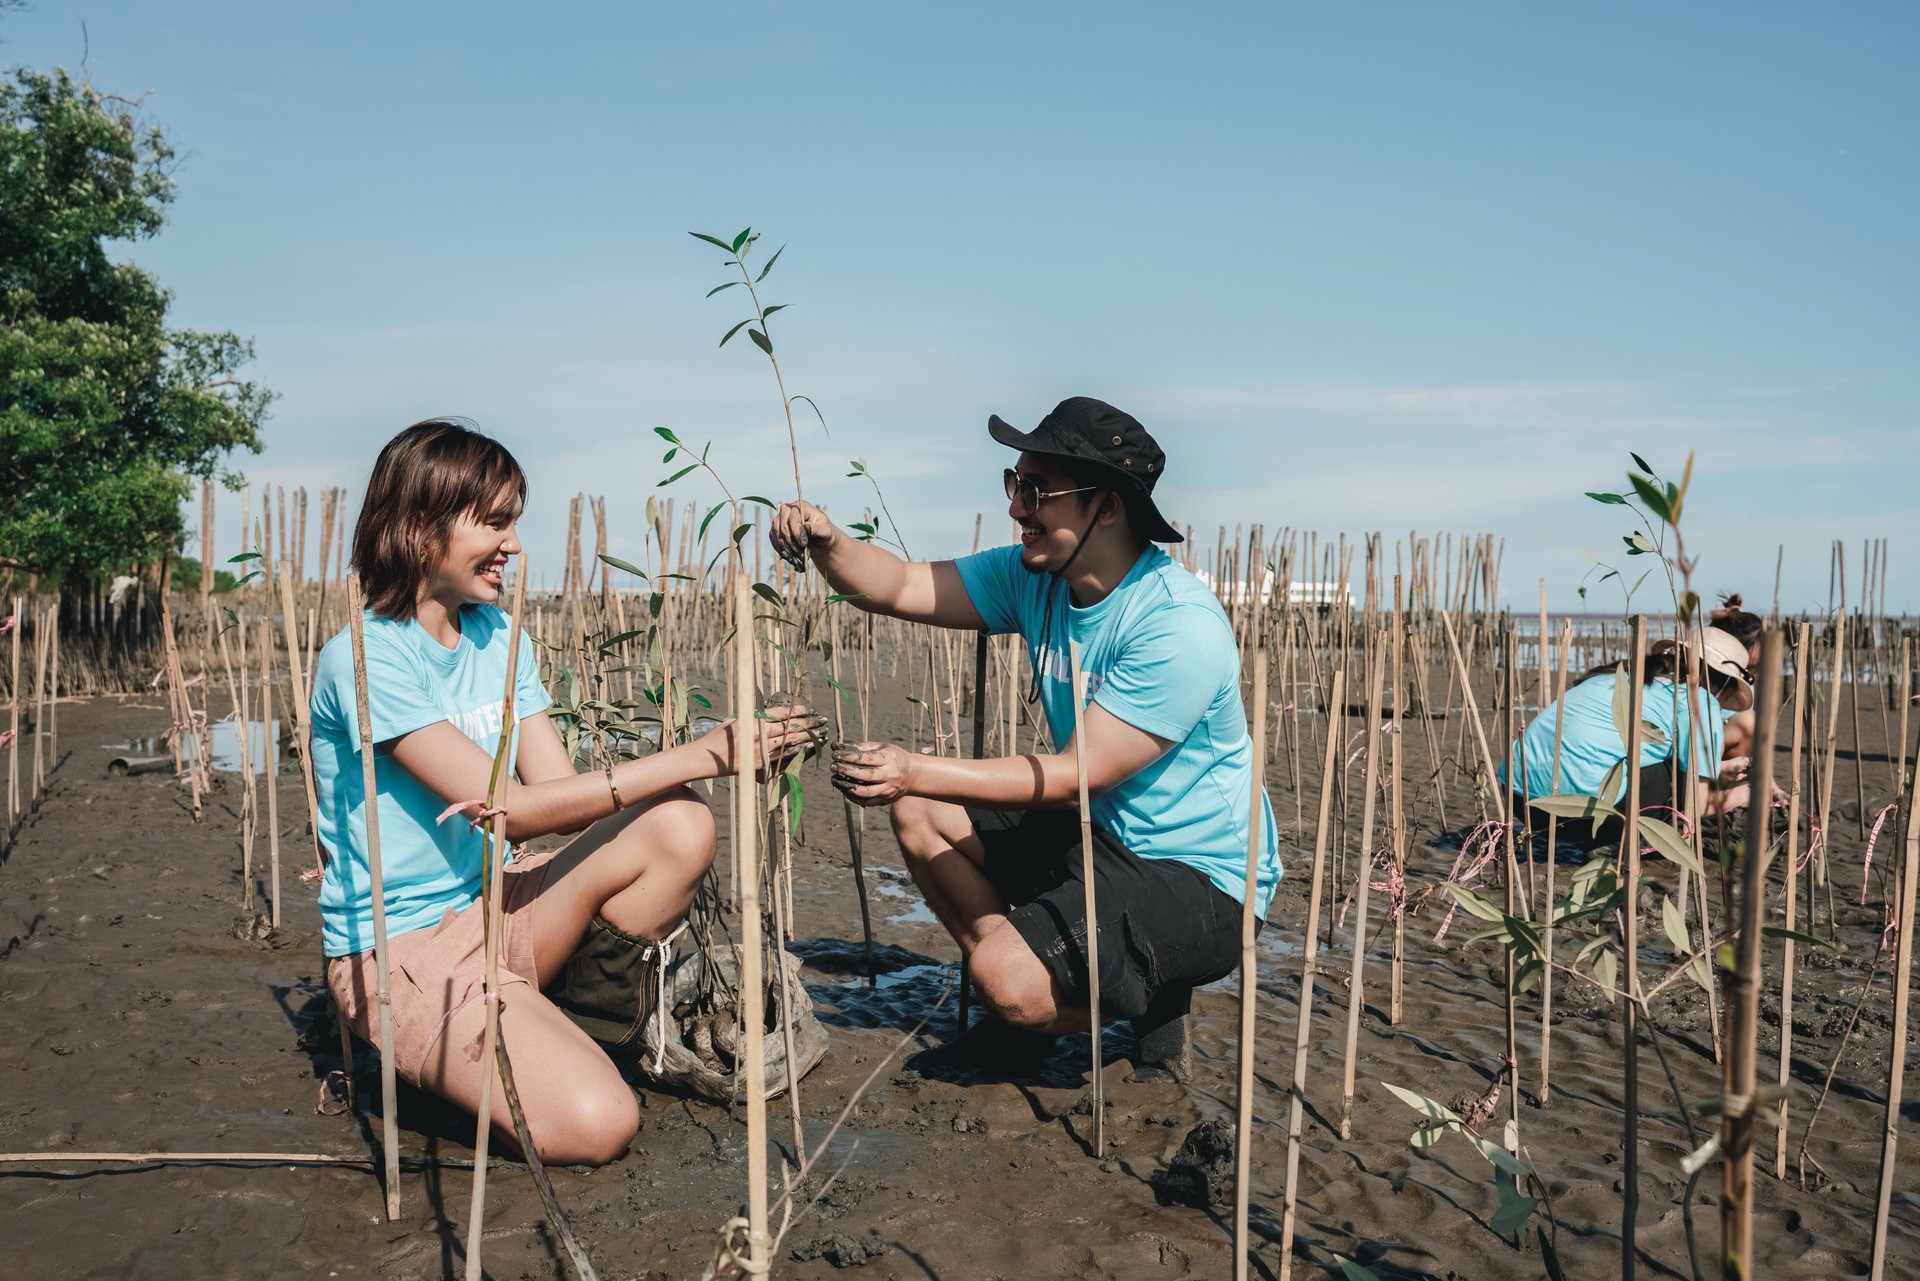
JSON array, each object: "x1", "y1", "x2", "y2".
[{"x1": 1, "y1": 678, "x2": 1915, "y2": 1280}]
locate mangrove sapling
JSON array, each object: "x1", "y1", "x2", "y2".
[
  {"x1": 1379, "y1": 1076, "x2": 1565, "y2": 1271},
  {"x1": 691, "y1": 227, "x2": 810, "y2": 509}
]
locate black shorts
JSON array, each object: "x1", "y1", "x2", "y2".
[{"x1": 970, "y1": 807, "x2": 1247, "y2": 1021}]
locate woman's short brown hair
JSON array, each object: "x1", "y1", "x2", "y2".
[{"x1": 352, "y1": 418, "x2": 527, "y2": 619}]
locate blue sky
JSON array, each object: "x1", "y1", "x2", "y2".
[{"x1": 8, "y1": 2, "x2": 1916, "y2": 612}]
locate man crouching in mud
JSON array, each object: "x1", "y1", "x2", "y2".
[{"x1": 770, "y1": 397, "x2": 1279, "y2": 1077}]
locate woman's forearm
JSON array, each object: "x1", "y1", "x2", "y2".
[{"x1": 498, "y1": 740, "x2": 720, "y2": 840}]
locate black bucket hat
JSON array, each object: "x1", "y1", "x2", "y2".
[{"x1": 986, "y1": 396, "x2": 1184, "y2": 544}]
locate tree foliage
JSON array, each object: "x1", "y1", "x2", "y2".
[{"x1": 0, "y1": 66, "x2": 271, "y2": 584}]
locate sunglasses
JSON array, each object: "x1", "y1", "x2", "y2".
[{"x1": 1003, "y1": 468, "x2": 1098, "y2": 511}]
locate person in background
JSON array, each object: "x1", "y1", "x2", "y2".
[{"x1": 1504, "y1": 625, "x2": 1755, "y2": 843}]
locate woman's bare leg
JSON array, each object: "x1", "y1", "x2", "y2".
[{"x1": 418, "y1": 984, "x2": 639, "y2": 1167}]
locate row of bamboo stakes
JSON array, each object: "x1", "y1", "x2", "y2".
[{"x1": 0, "y1": 507, "x2": 1915, "y2": 1279}]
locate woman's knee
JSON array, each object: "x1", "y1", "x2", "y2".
[
  {"x1": 641, "y1": 786, "x2": 716, "y2": 870},
  {"x1": 532, "y1": 1082, "x2": 639, "y2": 1167}
]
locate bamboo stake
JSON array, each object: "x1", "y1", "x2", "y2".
[
  {"x1": 733, "y1": 572, "x2": 770, "y2": 1270},
  {"x1": 1775, "y1": 623, "x2": 1810, "y2": 1178},
  {"x1": 1539, "y1": 619, "x2": 1571, "y2": 1104},
  {"x1": 260, "y1": 620, "x2": 282, "y2": 929},
  {"x1": 346, "y1": 572, "x2": 403, "y2": 1221},
  {"x1": 1279, "y1": 668, "x2": 1346, "y2": 1281},
  {"x1": 1068, "y1": 638, "x2": 1104, "y2": 1158},
  {"x1": 464, "y1": 564, "x2": 526, "y2": 1281},
  {"x1": 31, "y1": 606, "x2": 47, "y2": 808},
  {"x1": 1621, "y1": 616, "x2": 1648, "y2": 1281},
  {"x1": 1338, "y1": 633, "x2": 1386, "y2": 1140},
  {"x1": 158, "y1": 596, "x2": 203, "y2": 822},
  {"x1": 1232, "y1": 644, "x2": 1271, "y2": 1281},
  {"x1": 1867, "y1": 730, "x2": 1919, "y2": 1279},
  {"x1": 1721, "y1": 630, "x2": 1780, "y2": 1279},
  {"x1": 1388, "y1": 577, "x2": 1405, "y2": 1024},
  {"x1": 279, "y1": 564, "x2": 325, "y2": 873}
]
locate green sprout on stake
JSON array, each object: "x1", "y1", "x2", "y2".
[{"x1": 1578, "y1": 451, "x2": 1698, "y2": 620}]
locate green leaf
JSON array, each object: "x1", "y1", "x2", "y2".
[
  {"x1": 698, "y1": 501, "x2": 728, "y2": 541},
  {"x1": 1445, "y1": 884, "x2": 1505, "y2": 923},
  {"x1": 1628, "y1": 473, "x2": 1671, "y2": 523},
  {"x1": 1715, "y1": 942, "x2": 1736, "y2": 971},
  {"x1": 1629, "y1": 451, "x2": 1655, "y2": 475},
  {"x1": 825, "y1": 592, "x2": 866, "y2": 603},
  {"x1": 1609, "y1": 660, "x2": 1634, "y2": 746},
  {"x1": 658, "y1": 463, "x2": 700, "y2": 488},
  {"x1": 752, "y1": 582, "x2": 785, "y2": 607},
  {"x1": 1687, "y1": 954, "x2": 1713, "y2": 994},
  {"x1": 1597, "y1": 759, "x2": 1628, "y2": 808},
  {"x1": 1380, "y1": 1080, "x2": 1464, "y2": 1126},
  {"x1": 719, "y1": 318, "x2": 753, "y2": 348},
  {"x1": 1489, "y1": 1182, "x2": 1539, "y2": 1235},
  {"x1": 705, "y1": 281, "x2": 739, "y2": 298},
  {"x1": 1540, "y1": 1227, "x2": 1567, "y2": 1281},
  {"x1": 1586, "y1": 491, "x2": 1628, "y2": 505},
  {"x1": 598, "y1": 554, "x2": 649, "y2": 579},
  {"x1": 1409, "y1": 1120, "x2": 1450, "y2": 1149},
  {"x1": 741, "y1": 495, "x2": 777, "y2": 508},
  {"x1": 748, "y1": 328, "x2": 772, "y2": 355},
  {"x1": 731, "y1": 523, "x2": 753, "y2": 545},
  {"x1": 662, "y1": 447, "x2": 678, "y2": 464},
  {"x1": 1593, "y1": 947, "x2": 1618, "y2": 1002},
  {"x1": 1512, "y1": 955, "x2": 1544, "y2": 996},
  {"x1": 689, "y1": 231, "x2": 735, "y2": 252},
  {"x1": 731, "y1": 226, "x2": 752, "y2": 252},
  {"x1": 1639, "y1": 815, "x2": 1705, "y2": 877},
  {"x1": 1762, "y1": 925, "x2": 1832, "y2": 948},
  {"x1": 227, "y1": 551, "x2": 262, "y2": 564},
  {"x1": 1334, "y1": 1258, "x2": 1383, "y2": 1281},
  {"x1": 1627, "y1": 532, "x2": 1658, "y2": 554},
  {"x1": 755, "y1": 242, "x2": 785, "y2": 282},
  {"x1": 653, "y1": 426, "x2": 682, "y2": 444},
  {"x1": 1465, "y1": 1130, "x2": 1532, "y2": 1177},
  {"x1": 1677, "y1": 590, "x2": 1700, "y2": 623},
  {"x1": 761, "y1": 304, "x2": 787, "y2": 319},
  {"x1": 1661, "y1": 895, "x2": 1690, "y2": 957},
  {"x1": 1528, "y1": 793, "x2": 1619, "y2": 822}
]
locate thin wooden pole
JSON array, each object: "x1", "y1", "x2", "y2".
[
  {"x1": 1339, "y1": 632, "x2": 1387, "y2": 1139},
  {"x1": 1868, "y1": 729, "x2": 1920, "y2": 1279},
  {"x1": 464, "y1": 564, "x2": 526, "y2": 1281},
  {"x1": 1068, "y1": 638, "x2": 1103, "y2": 1159},
  {"x1": 1775, "y1": 623, "x2": 1811, "y2": 1178},
  {"x1": 1279, "y1": 668, "x2": 1346, "y2": 1281},
  {"x1": 1540, "y1": 619, "x2": 1571, "y2": 1104},
  {"x1": 259, "y1": 620, "x2": 283, "y2": 929},
  {"x1": 279, "y1": 565, "x2": 325, "y2": 873},
  {"x1": 1722, "y1": 630, "x2": 1780, "y2": 1278},
  {"x1": 1621, "y1": 616, "x2": 1648, "y2": 1281},
  {"x1": 346, "y1": 572, "x2": 402, "y2": 1221},
  {"x1": 1232, "y1": 644, "x2": 1271, "y2": 1281},
  {"x1": 733, "y1": 573, "x2": 769, "y2": 1269}
]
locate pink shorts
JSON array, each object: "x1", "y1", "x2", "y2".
[{"x1": 326, "y1": 849, "x2": 557, "y2": 1086}]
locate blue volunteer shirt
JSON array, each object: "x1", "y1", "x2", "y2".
[
  {"x1": 952, "y1": 544, "x2": 1281, "y2": 916},
  {"x1": 1506, "y1": 672, "x2": 1725, "y2": 801},
  {"x1": 311, "y1": 605, "x2": 551, "y2": 957}
]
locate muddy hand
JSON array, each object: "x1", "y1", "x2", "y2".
[
  {"x1": 769, "y1": 500, "x2": 833, "y2": 572},
  {"x1": 830, "y1": 741, "x2": 914, "y2": 807}
]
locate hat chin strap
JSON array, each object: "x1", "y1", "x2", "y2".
[{"x1": 1025, "y1": 499, "x2": 1107, "y2": 706}]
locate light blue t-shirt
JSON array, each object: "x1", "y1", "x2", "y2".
[
  {"x1": 1506, "y1": 673, "x2": 1725, "y2": 802},
  {"x1": 311, "y1": 606, "x2": 551, "y2": 957},
  {"x1": 952, "y1": 544, "x2": 1281, "y2": 916}
]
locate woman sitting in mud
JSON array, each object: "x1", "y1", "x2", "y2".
[
  {"x1": 310, "y1": 418, "x2": 820, "y2": 1166},
  {"x1": 1502, "y1": 625, "x2": 1755, "y2": 844}
]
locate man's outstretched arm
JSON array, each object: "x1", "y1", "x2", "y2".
[
  {"x1": 829, "y1": 700, "x2": 1172, "y2": 811},
  {"x1": 770, "y1": 499, "x2": 986, "y2": 630}
]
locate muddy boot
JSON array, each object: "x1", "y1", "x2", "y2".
[
  {"x1": 1127, "y1": 984, "x2": 1193, "y2": 1083},
  {"x1": 550, "y1": 915, "x2": 680, "y2": 1047}
]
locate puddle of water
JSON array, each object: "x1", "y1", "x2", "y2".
[
  {"x1": 873, "y1": 879, "x2": 939, "y2": 925},
  {"x1": 105, "y1": 719, "x2": 281, "y2": 774}
]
